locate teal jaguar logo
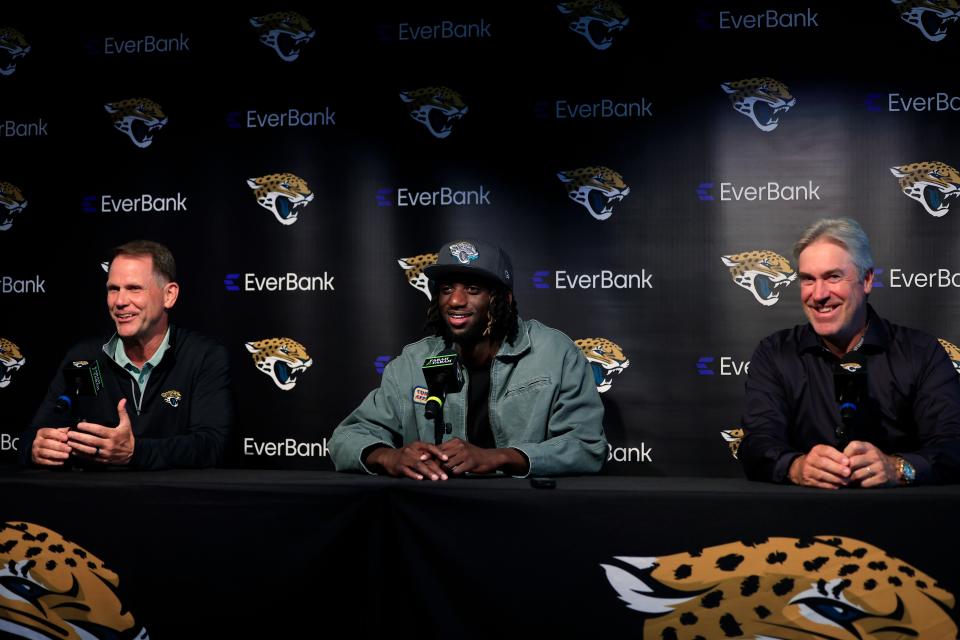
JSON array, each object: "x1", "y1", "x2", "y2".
[
  {"x1": 246, "y1": 173, "x2": 315, "y2": 226},
  {"x1": 575, "y1": 337, "x2": 629, "y2": 393},
  {"x1": 557, "y1": 167, "x2": 630, "y2": 221},
  {"x1": 557, "y1": 1, "x2": 629, "y2": 50},
  {"x1": 721, "y1": 77, "x2": 796, "y2": 132},
  {"x1": 161, "y1": 390, "x2": 182, "y2": 407},
  {"x1": 722, "y1": 250, "x2": 796, "y2": 307},
  {"x1": 400, "y1": 87, "x2": 468, "y2": 139},
  {"x1": 250, "y1": 12, "x2": 315, "y2": 61},
  {"x1": 602, "y1": 535, "x2": 956, "y2": 640},
  {"x1": 105, "y1": 98, "x2": 168, "y2": 148},
  {"x1": 0, "y1": 27, "x2": 31, "y2": 76},
  {"x1": 0, "y1": 338, "x2": 25, "y2": 388},
  {"x1": 0, "y1": 521, "x2": 148, "y2": 639},
  {"x1": 449, "y1": 242, "x2": 479, "y2": 264},
  {"x1": 721, "y1": 428, "x2": 744, "y2": 459},
  {"x1": 246, "y1": 337, "x2": 313, "y2": 391},
  {"x1": 890, "y1": 161, "x2": 960, "y2": 217},
  {"x1": 940, "y1": 338, "x2": 960, "y2": 374},
  {"x1": 893, "y1": 0, "x2": 960, "y2": 41},
  {"x1": 0, "y1": 182, "x2": 27, "y2": 231},
  {"x1": 398, "y1": 252, "x2": 439, "y2": 300}
]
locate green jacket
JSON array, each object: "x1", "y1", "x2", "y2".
[{"x1": 330, "y1": 318, "x2": 607, "y2": 476}]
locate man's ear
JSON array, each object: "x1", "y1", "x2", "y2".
[{"x1": 163, "y1": 282, "x2": 180, "y2": 309}]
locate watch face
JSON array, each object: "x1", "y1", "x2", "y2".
[
  {"x1": 900, "y1": 458, "x2": 916, "y2": 484},
  {"x1": 904, "y1": 462, "x2": 916, "y2": 482}
]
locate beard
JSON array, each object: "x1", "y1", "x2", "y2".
[{"x1": 443, "y1": 315, "x2": 489, "y2": 345}]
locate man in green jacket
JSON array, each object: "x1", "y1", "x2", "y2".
[{"x1": 330, "y1": 239, "x2": 607, "y2": 479}]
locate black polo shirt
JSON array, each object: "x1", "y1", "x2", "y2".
[{"x1": 739, "y1": 306, "x2": 960, "y2": 484}]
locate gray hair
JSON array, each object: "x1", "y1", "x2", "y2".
[{"x1": 793, "y1": 218, "x2": 874, "y2": 281}]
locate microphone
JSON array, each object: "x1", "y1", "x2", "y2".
[
  {"x1": 60, "y1": 360, "x2": 105, "y2": 421},
  {"x1": 421, "y1": 349, "x2": 462, "y2": 442},
  {"x1": 834, "y1": 352, "x2": 867, "y2": 447}
]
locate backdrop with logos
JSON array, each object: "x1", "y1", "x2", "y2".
[{"x1": 3, "y1": 2, "x2": 960, "y2": 475}]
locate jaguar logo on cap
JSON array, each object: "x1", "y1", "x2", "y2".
[{"x1": 449, "y1": 242, "x2": 479, "y2": 264}]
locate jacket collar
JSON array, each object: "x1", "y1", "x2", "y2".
[
  {"x1": 496, "y1": 317, "x2": 531, "y2": 359},
  {"x1": 102, "y1": 324, "x2": 180, "y2": 364},
  {"x1": 798, "y1": 305, "x2": 889, "y2": 354}
]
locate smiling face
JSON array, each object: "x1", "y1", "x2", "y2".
[
  {"x1": 798, "y1": 240, "x2": 873, "y2": 353},
  {"x1": 106, "y1": 255, "x2": 178, "y2": 348},
  {"x1": 437, "y1": 279, "x2": 493, "y2": 345}
]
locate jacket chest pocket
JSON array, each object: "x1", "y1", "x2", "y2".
[{"x1": 503, "y1": 376, "x2": 551, "y2": 399}]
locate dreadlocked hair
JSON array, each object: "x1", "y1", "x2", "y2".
[{"x1": 424, "y1": 282, "x2": 519, "y2": 345}]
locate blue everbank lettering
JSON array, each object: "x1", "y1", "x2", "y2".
[
  {"x1": 103, "y1": 33, "x2": 190, "y2": 54},
  {"x1": 555, "y1": 98, "x2": 653, "y2": 119},
  {"x1": 718, "y1": 8, "x2": 818, "y2": 29},
  {"x1": 396, "y1": 186, "x2": 491, "y2": 207},
  {"x1": 398, "y1": 19, "x2": 492, "y2": 40}
]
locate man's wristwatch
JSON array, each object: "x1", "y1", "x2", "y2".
[{"x1": 894, "y1": 456, "x2": 916, "y2": 485}]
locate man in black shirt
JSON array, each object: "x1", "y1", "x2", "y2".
[
  {"x1": 739, "y1": 218, "x2": 960, "y2": 487},
  {"x1": 23, "y1": 240, "x2": 234, "y2": 469}
]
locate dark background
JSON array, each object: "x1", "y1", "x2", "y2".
[{"x1": 3, "y1": 2, "x2": 959, "y2": 475}]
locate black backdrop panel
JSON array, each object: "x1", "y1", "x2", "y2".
[{"x1": 3, "y1": 3, "x2": 960, "y2": 475}]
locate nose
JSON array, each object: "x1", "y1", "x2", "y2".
[
  {"x1": 812, "y1": 279, "x2": 830, "y2": 301},
  {"x1": 447, "y1": 285, "x2": 467, "y2": 307},
  {"x1": 114, "y1": 289, "x2": 129, "y2": 307}
]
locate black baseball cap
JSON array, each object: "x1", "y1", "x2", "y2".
[{"x1": 424, "y1": 239, "x2": 513, "y2": 290}]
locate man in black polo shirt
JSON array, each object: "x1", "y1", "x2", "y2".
[
  {"x1": 22, "y1": 240, "x2": 234, "y2": 470},
  {"x1": 739, "y1": 218, "x2": 960, "y2": 487}
]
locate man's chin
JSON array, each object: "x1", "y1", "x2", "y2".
[{"x1": 443, "y1": 323, "x2": 483, "y2": 344}]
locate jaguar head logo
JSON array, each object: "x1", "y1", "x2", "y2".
[
  {"x1": 0, "y1": 521, "x2": 148, "y2": 640},
  {"x1": 250, "y1": 12, "x2": 315, "y2": 61},
  {"x1": 893, "y1": 0, "x2": 960, "y2": 41},
  {"x1": 399, "y1": 253, "x2": 439, "y2": 300},
  {"x1": 0, "y1": 27, "x2": 31, "y2": 76},
  {"x1": 722, "y1": 251, "x2": 797, "y2": 306},
  {"x1": 557, "y1": 1, "x2": 630, "y2": 50},
  {"x1": 246, "y1": 173, "x2": 314, "y2": 226},
  {"x1": 448, "y1": 242, "x2": 479, "y2": 265},
  {"x1": 0, "y1": 182, "x2": 28, "y2": 231},
  {"x1": 245, "y1": 337, "x2": 313, "y2": 391},
  {"x1": 0, "y1": 338, "x2": 25, "y2": 388},
  {"x1": 104, "y1": 98, "x2": 168, "y2": 148},
  {"x1": 575, "y1": 337, "x2": 629, "y2": 393},
  {"x1": 721, "y1": 77, "x2": 796, "y2": 132},
  {"x1": 602, "y1": 535, "x2": 956, "y2": 640},
  {"x1": 400, "y1": 87, "x2": 468, "y2": 139},
  {"x1": 940, "y1": 338, "x2": 960, "y2": 374},
  {"x1": 891, "y1": 161, "x2": 960, "y2": 217},
  {"x1": 557, "y1": 166, "x2": 630, "y2": 221},
  {"x1": 721, "y1": 427, "x2": 744, "y2": 459},
  {"x1": 161, "y1": 390, "x2": 182, "y2": 408}
]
